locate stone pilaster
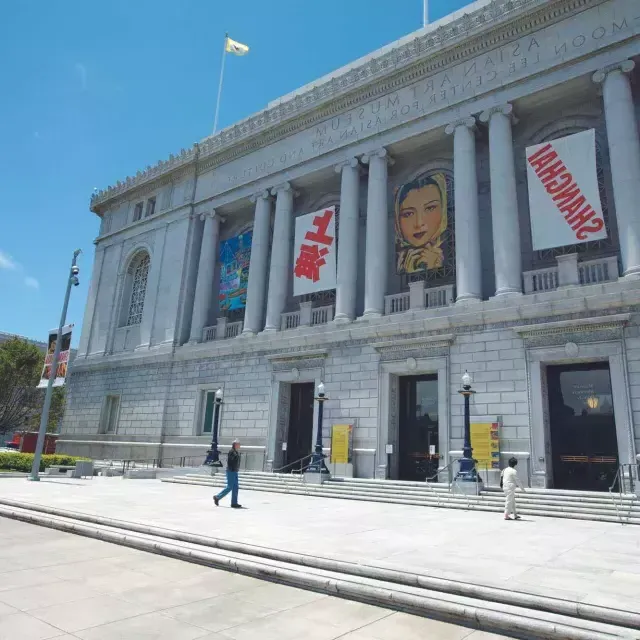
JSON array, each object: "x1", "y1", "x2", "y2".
[
  {"x1": 480, "y1": 104, "x2": 522, "y2": 296},
  {"x1": 264, "y1": 183, "x2": 296, "y2": 332},
  {"x1": 334, "y1": 158, "x2": 361, "y2": 323},
  {"x1": 445, "y1": 116, "x2": 482, "y2": 303},
  {"x1": 242, "y1": 191, "x2": 272, "y2": 335},
  {"x1": 361, "y1": 148, "x2": 393, "y2": 318},
  {"x1": 593, "y1": 60, "x2": 640, "y2": 279},
  {"x1": 188, "y1": 211, "x2": 220, "y2": 343}
]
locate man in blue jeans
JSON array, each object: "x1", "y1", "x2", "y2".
[{"x1": 214, "y1": 439, "x2": 242, "y2": 508}]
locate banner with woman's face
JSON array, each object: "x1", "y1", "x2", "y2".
[{"x1": 395, "y1": 173, "x2": 448, "y2": 274}]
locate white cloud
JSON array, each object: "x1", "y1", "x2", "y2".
[
  {"x1": 24, "y1": 276, "x2": 39, "y2": 289},
  {"x1": 0, "y1": 250, "x2": 17, "y2": 270},
  {"x1": 75, "y1": 62, "x2": 87, "y2": 91}
]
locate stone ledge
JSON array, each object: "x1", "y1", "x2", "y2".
[{"x1": 512, "y1": 313, "x2": 631, "y2": 338}]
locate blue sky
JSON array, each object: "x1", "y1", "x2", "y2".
[{"x1": 0, "y1": 0, "x2": 473, "y2": 345}]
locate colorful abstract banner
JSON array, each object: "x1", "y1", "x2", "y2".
[
  {"x1": 219, "y1": 230, "x2": 252, "y2": 312},
  {"x1": 470, "y1": 422, "x2": 500, "y2": 470},
  {"x1": 395, "y1": 173, "x2": 448, "y2": 274},
  {"x1": 37, "y1": 325, "x2": 72, "y2": 388},
  {"x1": 293, "y1": 206, "x2": 337, "y2": 296},
  {"x1": 526, "y1": 129, "x2": 607, "y2": 250}
]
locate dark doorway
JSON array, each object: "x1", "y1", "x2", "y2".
[
  {"x1": 285, "y1": 382, "x2": 315, "y2": 472},
  {"x1": 398, "y1": 374, "x2": 440, "y2": 481},
  {"x1": 547, "y1": 362, "x2": 618, "y2": 492}
]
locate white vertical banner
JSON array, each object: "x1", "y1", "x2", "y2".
[
  {"x1": 293, "y1": 206, "x2": 337, "y2": 296},
  {"x1": 526, "y1": 129, "x2": 607, "y2": 251}
]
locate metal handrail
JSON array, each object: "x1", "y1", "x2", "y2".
[
  {"x1": 272, "y1": 452, "x2": 321, "y2": 475},
  {"x1": 609, "y1": 463, "x2": 639, "y2": 524}
]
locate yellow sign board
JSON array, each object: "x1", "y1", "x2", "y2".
[
  {"x1": 470, "y1": 422, "x2": 500, "y2": 470},
  {"x1": 331, "y1": 424, "x2": 352, "y2": 464}
]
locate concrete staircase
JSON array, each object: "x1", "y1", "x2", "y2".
[{"x1": 163, "y1": 470, "x2": 640, "y2": 525}]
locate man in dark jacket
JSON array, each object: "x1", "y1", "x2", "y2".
[{"x1": 213, "y1": 439, "x2": 241, "y2": 508}]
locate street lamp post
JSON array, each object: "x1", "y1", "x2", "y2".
[
  {"x1": 204, "y1": 388, "x2": 223, "y2": 467},
  {"x1": 457, "y1": 370, "x2": 480, "y2": 484},
  {"x1": 30, "y1": 249, "x2": 82, "y2": 481},
  {"x1": 306, "y1": 382, "x2": 329, "y2": 475}
]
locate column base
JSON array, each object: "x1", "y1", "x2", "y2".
[
  {"x1": 240, "y1": 329, "x2": 257, "y2": 337},
  {"x1": 134, "y1": 343, "x2": 150, "y2": 351},
  {"x1": 622, "y1": 267, "x2": 640, "y2": 280},
  {"x1": 358, "y1": 310, "x2": 383, "y2": 320},
  {"x1": 187, "y1": 338, "x2": 202, "y2": 345},
  {"x1": 261, "y1": 327, "x2": 278, "y2": 334},
  {"x1": 455, "y1": 295, "x2": 482, "y2": 305},
  {"x1": 492, "y1": 288, "x2": 523, "y2": 298},
  {"x1": 333, "y1": 314, "x2": 353, "y2": 325}
]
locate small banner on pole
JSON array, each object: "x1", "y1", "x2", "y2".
[
  {"x1": 526, "y1": 129, "x2": 607, "y2": 251},
  {"x1": 37, "y1": 325, "x2": 72, "y2": 388},
  {"x1": 331, "y1": 424, "x2": 352, "y2": 464},
  {"x1": 470, "y1": 422, "x2": 500, "y2": 470},
  {"x1": 293, "y1": 206, "x2": 337, "y2": 296}
]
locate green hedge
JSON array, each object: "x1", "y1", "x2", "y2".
[{"x1": 0, "y1": 452, "x2": 89, "y2": 473}]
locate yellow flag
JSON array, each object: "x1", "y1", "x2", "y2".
[{"x1": 225, "y1": 37, "x2": 249, "y2": 56}]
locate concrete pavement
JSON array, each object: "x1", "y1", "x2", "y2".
[{"x1": 0, "y1": 518, "x2": 506, "y2": 640}]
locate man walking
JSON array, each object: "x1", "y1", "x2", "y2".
[
  {"x1": 501, "y1": 456, "x2": 525, "y2": 520},
  {"x1": 214, "y1": 439, "x2": 242, "y2": 508}
]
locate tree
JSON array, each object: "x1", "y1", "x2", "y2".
[{"x1": 0, "y1": 338, "x2": 42, "y2": 435}]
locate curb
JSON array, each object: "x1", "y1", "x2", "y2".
[
  {"x1": 0, "y1": 497, "x2": 638, "y2": 633},
  {"x1": 0, "y1": 503, "x2": 634, "y2": 640}
]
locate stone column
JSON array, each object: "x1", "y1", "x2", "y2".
[
  {"x1": 480, "y1": 104, "x2": 522, "y2": 296},
  {"x1": 242, "y1": 191, "x2": 272, "y2": 335},
  {"x1": 362, "y1": 148, "x2": 392, "y2": 318},
  {"x1": 189, "y1": 211, "x2": 220, "y2": 343},
  {"x1": 334, "y1": 158, "x2": 361, "y2": 323},
  {"x1": 593, "y1": 60, "x2": 640, "y2": 278},
  {"x1": 264, "y1": 183, "x2": 296, "y2": 332},
  {"x1": 445, "y1": 117, "x2": 482, "y2": 303}
]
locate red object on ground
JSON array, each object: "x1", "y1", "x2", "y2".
[{"x1": 16, "y1": 432, "x2": 58, "y2": 454}]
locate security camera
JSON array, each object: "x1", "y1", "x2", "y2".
[
  {"x1": 71, "y1": 266, "x2": 80, "y2": 276},
  {"x1": 71, "y1": 276, "x2": 80, "y2": 287}
]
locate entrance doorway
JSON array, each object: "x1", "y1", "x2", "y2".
[
  {"x1": 547, "y1": 362, "x2": 619, "y2": 492},
  {"x1": 284, "y1": 382, "x2": 314, "y2": 472},
  {"x1": 398, "y1": 374, "x2": 440, "y2": 481}
]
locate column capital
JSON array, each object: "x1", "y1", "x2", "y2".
[
  {"x1": 593, "y1": 59, "x2": 635, "y2": 84},
  {"x1": 334, "y1": 157, "x2": 361, "y2": 174},
  {"x1": 361, "y1": 148, "x2": 394, "y2": 166},
  {"x1": 249, "y1": 189, "x2": 271, "y2": 204},
  {"x1": 479, "y1": 103, "x2": 516, "y2": 124},
  {"x1": 270, "y1": 182, "x2": 298, "y2": 197},
  {"x1": 445, "y1": 116, "x2": 476, "y2": 136},
  {"x1": 199, "y1": 210, "x2": 216, "y2": 222}
]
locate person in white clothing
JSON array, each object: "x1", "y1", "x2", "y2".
[{"x1": 501, "y1": 457, "x2": 525, "y2": 520}]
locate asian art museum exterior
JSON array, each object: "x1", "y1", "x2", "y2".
[{"x1": 60, "y1": 0, "x2": 640, "y2": 492}]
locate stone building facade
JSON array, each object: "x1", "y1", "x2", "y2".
[{"x1": 60, "y1": 0, "x2": 640, "y2": 490}]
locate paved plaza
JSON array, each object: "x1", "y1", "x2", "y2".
[
  {"x1": 0, "y1": 476, "x2": 639, "y2": 617},
  {"x1": 0, "y1": 517, "x2": 507, "y2": 640}
]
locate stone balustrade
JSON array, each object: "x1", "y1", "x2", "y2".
[
  {"x1": 523, "y1": 255, "x2": 619, "y2": 294},
  {"x1": 384, "y1": 283, "x2": 455, "y2": 315}
]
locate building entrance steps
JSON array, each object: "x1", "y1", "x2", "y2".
[
  {"x1": 163, "y1": 471, "x2": 640, "y2": 525},
  {"x1": 1, "y1": 498, "x2": 639, "y2": 640}
]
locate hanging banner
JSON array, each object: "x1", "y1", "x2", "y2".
[
  {"x1": 219, "y1": 230, "x2": 252, "y2": 312},
  {"x1": 37, "y1": 325, "x2": 72, "y2": 388},
  {"x1": 331, "y1": 424, "x2": 352, "y2": 464},
  {"x1": 470, "y1": 422, "x2": 500, "y2": 470},
  {"x1": 395, "y1": 172, "x2": 449, "y2": 274},
  {"x1": 293, "y1": 206, "x2": 337, "y2": 296},
  {"x1": 526, "y1": 129, "x2": 607, "y2": 251}
]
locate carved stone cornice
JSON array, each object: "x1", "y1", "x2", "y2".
[
  {"x1": 89, "y1": 0, "x2": 594, "y2": 211},
  {"x1": 512, "y1": 313, "x2": 631, "y2": 338}
]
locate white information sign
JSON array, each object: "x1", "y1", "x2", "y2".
[
  {"x1": 526, "y1": 129, "x2": 607, "y2": 251},
  {"x1": 293, "y1": 206, "x2": 337, "y2": 296}
]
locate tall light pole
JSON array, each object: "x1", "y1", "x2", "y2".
[
  {"x1": 204, "y1": 388, "x2": 223, "y2": 467},
  {"x1": 457, "y1": 370, "x2": 480, "y2": 484},
  {"x1": 423, "y1": 0, "x2": 429, "y2": 27},
  {"x1": 30, "y1": 249, "x2": 82, "y2": 481},
  {"x1": 307, "y1": 382, "x2": 329, "y2": 475}
]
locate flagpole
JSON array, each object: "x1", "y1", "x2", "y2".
[
  {"x1": 423, "y1": 0, "x2": 429, "y2": 27},
  {"x1": 213, "y1": 33, "x2": 228, "y2": 135}
]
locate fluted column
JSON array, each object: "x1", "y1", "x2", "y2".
[
  {"x1": 334, "y1": 158, "x2": 361, "y2": 323},
  {"x1": 362, "y1": 148, "x2": 392, "y2": 318},
  {"x1": 263, "y1": 183, "x2": 296, "y2": 332},
  {"x1": 242, "y1": 191, "x2": 272, "y2": 335},
  {"x1": 445, "y1": 117, "x2": 482, "y2": 303},
  {"x1": 593, "y1": 60, "x2": 640, "y2": 278},
  {"x1": 480, "y1": 104, "x2": 522, "y2": 296},
  {"x1": 189, "y1": 211, "x2": 220, "y2": 343}
]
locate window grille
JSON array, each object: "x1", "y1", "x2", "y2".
[{"x1": 127, "y1": 254, "x2": 150, "y2": 326}]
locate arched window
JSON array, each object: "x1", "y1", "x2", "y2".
[{"x1": 126, "y1": 253, "x2": 150, "y2": 326}]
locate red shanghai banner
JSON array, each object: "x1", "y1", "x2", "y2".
[
  {"x1": 526, "y1": 129, "x2": 607, "y2": 251},
  {"x1": 37, "y1": 325, "x2": 72, "y2": 389}
]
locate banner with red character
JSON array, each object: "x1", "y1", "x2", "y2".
[
  {"x1": 37, "y1": 325, "x2": 73, "y2": 389},
  {"x1": 293, "y1": 206, "x2": 337, "y2": 296}
]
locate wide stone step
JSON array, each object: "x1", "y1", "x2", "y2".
[{"x1": 163, "y1": 477, "x2": 640, "y2": 524}]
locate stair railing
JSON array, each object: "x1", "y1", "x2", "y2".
[
  {"x1": 609, "y1": 463, "x2": 639, "y2": 524},
  {"x1": 272, "y1": 453, "x2": 322, "y2": 496}
]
